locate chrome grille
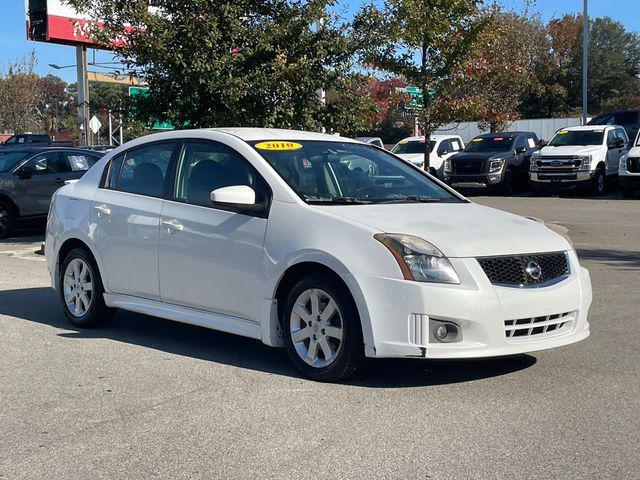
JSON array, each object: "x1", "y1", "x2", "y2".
[
  {"x1": 504, "y1": 312, "x2": 574, "y2": 340},
  {"x1": 477, "y1": 252, "x2": 569, "y2": 287}
]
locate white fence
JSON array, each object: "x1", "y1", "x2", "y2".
[{"x1": 433, "y1": 117, "x2": 583, "y2": 143}]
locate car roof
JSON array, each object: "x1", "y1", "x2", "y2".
[
  {"x1": 0, "y1": 146, "x2": 96, "y2": 154},
  {"x1": 557, "y1": 125, "x2": 611, "y2": 132},
  {"x1": 209, "y1": 127, "x2": 361, "y2": 143},
  {"x1": 397, "y1": 134, "x2": 462, "y2": 142},
  {"x1": 475, "y1": 132, "x2": 534, "y2": 138}
]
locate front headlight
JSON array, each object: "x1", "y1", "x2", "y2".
[
  {"x1": 578, "y1": 155, "x2": 591, "y2": 171},
  {"x1": 489, "y1": 158, "x2": 505, "y2": 173},
  {"x1": 374, "y1": 234, "x2": 460, "y2": 284},
  {"x1": 530, "y1": 152, "x2": 540, "y2": 171},
  {"x1": 444, "y1": 159, "x2": 452, "y2": 172}
]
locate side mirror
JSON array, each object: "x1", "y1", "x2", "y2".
[
  {"x1": 515, "y1": 146, "x2": 527, "y2": 154},
  {"x1": 211, "y1": 185, "x2": 256, "y2": 206},
  {"x1": 438, "y1": 149, "x2": 448, "y2": 157},
  {"x1": 19, "y1": 164, "x2": 35, "y2": 179}
]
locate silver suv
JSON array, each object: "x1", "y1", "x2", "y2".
[{"x1": 0, "y1": 147, "x2": 101, "y2": 238}]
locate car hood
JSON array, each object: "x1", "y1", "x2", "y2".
[
  {"x1": 450, "y1": 151, "x2": 508, "y2": 162},
  {"x1": 320, "y1": 202, "x2": 569, "y2": 258},
  {"x1": 539, "y1": 145, "x2": 603, "y2": 156}
]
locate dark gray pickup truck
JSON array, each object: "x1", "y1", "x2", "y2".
[{"x1": 1, "y1": 133, "x2": 73, "y2": 148}]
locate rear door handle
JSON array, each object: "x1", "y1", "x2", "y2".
[
  {"x1": 94, "y1": 204, "x2": 111, "y2": 217},
  {"x1": 162, "y1": 219, "x2": 183, "y2": 232}
]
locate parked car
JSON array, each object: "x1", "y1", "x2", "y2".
[
  {"x1": 1, "y1": 133, "x2": 73, "y2": 148},
  {"x1": 391, "y1": 134, "x2": 464, "y2": 177},
  {"x1": 355, "y1": 137, "x2": 384, "y2": 149},
  {"x1": 88, "y1": 144, "x2": 117, "y2": 153},
  {"x1": 45, "y1": 128, "x2": 592, "y2": 382},
  {"x1": 620, "y1": 130, "x2": 640, "y2": 198},
  {"x1": 529, "y1": 125, "x2": 628, "y2": 195},
  {"x1": 588, "y1": 109, "x2": 640, "y2": 146},
  {"x1": 444, "y1": 131, "x2": 539, "y2": 194},
  {"x1": 0, "y1": 147, "x2": 102, "y2": 238}
]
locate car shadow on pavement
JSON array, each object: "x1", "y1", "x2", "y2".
[
  {"x1": 576, "y1": 248, "x2": 640, "y2": 271},
  {"x1": 0, "y1": 286, "x2": 537, "y2": 388}
]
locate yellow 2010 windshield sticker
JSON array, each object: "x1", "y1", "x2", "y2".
[
  {"x1": 557, "y1": 130, "x2": 568, "y2": 134},
  {"x1": 255, "y1": 141, "x2": 303, "y2": 151}
]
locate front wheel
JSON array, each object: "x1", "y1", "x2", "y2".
[
  {"x1": 0, "y1": 199, "x2": 14, "y2": 239},
  {"x1": 59, "y1": 248, "x2": 114, "y2": 328},
  {"x1": 499, "y1": 169, "x2": 515, "y2": 195},
  {"x1": 591, "y1": 168, "x2": 606, "y2": 195},
  {"x1": 282, "y1": 275, "x2": 365, "y2": 382}
]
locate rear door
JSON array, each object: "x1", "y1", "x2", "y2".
[
  {"x1": 91, "y1": 141, "x2": 180, "y2": 300},
  {"x1": 15, "y1": 151, "x2": 65, "y2": 216}
]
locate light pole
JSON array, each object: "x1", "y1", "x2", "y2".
[{"x1": 582, "y1": 0, "x2": 589, "y2": 125}]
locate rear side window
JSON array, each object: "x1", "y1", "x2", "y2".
[
  {"x1": 108, "y1": 143, "x2": 177, "y2": 197},
  {"x1": 62, "y1": 152, "x2": 93, "y2": 172}
]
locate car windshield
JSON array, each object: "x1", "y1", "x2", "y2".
[
  {"x1": 549, "y1": 130, "x2": 604, "y2": 146},
  {"x1": 464, "y1": 137, "x2": 514, "y2": 152},
  {"x1": 0, "y1": 151, "x2": 30, "y2": 172},
  {"x1": 391, "y1": 140, "x2": 436, "y2": 154},
  {"x1": 251, "y1": 140, "x2": 463, "y2": 204}
]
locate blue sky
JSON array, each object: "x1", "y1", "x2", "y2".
[{"x1": 2, "y1": 0, "x2": 638, "y2": 84}]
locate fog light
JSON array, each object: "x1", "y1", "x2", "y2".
[{"x1": 429, "y1": 319, "x2": 462, "y2": 343}]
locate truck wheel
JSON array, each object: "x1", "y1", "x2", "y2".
[
  {"x1": 0, "y1": 199, "x2": 14, "y2": 239},
  {"x1": 282, "y1": 275, "x2": 366, "y2": 382},
  {"x1": 499, "y1": 169, "x2": 515, "y2": 195},
  {"x1": 591, "y1": 168, "x2": 606, "y2": 195}
]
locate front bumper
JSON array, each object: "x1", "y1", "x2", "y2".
[
  {"x1": 529, "y1": 172, "x2": 591, "y2": 191},
  {"x1": 620, "y1": 174, "x2": 640, "y2": 188},
  {"x1": 444, "y1": 172, "x2": 503, "y2": 189},
  {"x1": 355, "y1": 251, "x2": 591, "y2": 359}
]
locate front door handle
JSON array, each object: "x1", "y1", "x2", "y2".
[
  {"x1": 94, "y1": 204, "x2": 111, "y2": 217},
  {"x1": 162, "y1": 219, "x2": 184, "y2": 232},
  {"x1": 55, "y1": 177, "x2": 65, "y2": 184}
]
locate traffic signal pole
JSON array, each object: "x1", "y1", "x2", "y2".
[{"x1": 76, "y1": 46, "x2": 90, "y2": 146}]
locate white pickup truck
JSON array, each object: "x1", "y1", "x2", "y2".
[
  {"x1": 620, "y1": 130, "x2": 640, "y2": 198},
  {"x1": 391, "y1": 135, "x2": 464, "y2": 178},
  {"x1": 529, "y1": 125, "x2": 628, "y2": 195}
]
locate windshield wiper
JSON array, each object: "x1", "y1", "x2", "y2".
[
  {"x1": 305, "y1": 196, "x2": 370, "y2": 205},
  {"x1": 376, "y1": 196, "x2": 445, "y2": 204}
]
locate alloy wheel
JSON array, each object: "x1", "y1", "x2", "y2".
[
  {"x1": 63, "y1": 258, "x2": 94, "y2": 317},
  {"x1": 289, "y1": 288, "x2": 344, "y2": 368}
]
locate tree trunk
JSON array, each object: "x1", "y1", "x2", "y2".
[{"x1": 423, "y1": 126, "x2": 432, "y2": 172}]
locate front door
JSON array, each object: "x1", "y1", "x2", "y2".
[
  {"x1": 15, "y1": 151, "x2": 66, "y2": 216},
  {"x1": 91, "y1": 142, "x2": 179, "y2": 300},
  {"x1": 158, "y1": 140, "x2": 269, "y2": 322},
  {"x1": 606, "y1": 130, "x2": 623, "y2": 175}
]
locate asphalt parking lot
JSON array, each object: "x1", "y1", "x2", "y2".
[{"x1": 1, "y1": 193, "x2": 638, "y2": 479}]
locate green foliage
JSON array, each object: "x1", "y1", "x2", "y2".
[
  {"x1": 354, "y1": 0, "x2": 485, "y2": 168},
  {"x1": 68, "y1": 0, "x2": 377, "y2": 135}
]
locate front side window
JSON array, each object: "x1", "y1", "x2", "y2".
[
  {"x1": 174, "y1": 141, "x2": 268, "y2": 208},
  {"x1": 29, "y1": 152, "x2": 61, "y2": 174},
  {"x1": 392, "y1": 140, "x2": 436, "y2": 154},
  {"x1": 548, "y1": 130, "x2": 604, "y2": 147},
  {"x1": 514, "y1": 136, "x2": 527, "y2": 151},
  {"x1": 465, "y1": 136, "x2": 514, "y2": 152},
  {"x1": 115, "y1": 143, "x2": 177, "y2": 197},
  {"x1": 0, "y1": 151, "x2": 30, "y2": 172},
  {"x1": 250, "y1": 140, "x2": 462, "y2": 204}
]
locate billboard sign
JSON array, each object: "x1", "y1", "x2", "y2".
[{"x1": 25, "y1": 0, "x2": 122, "y2": 48}]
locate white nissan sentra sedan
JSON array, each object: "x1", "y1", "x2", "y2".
[{"x1": 45, "y1": 128, "x2": 592, "y2": 381}]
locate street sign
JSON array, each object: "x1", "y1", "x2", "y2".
[
  {"x1": 89, "y1": 115, "x2": 102, "y2": 134},
  {"x1": 395, "y1": 86, "x2": 436, "y2": 110},
  {"x1": 128, "y1": 87, "x2": 175, "y2": 130}
]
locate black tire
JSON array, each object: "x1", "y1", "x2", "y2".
[
  {"x1": 0, "y1": 199, "x2": 14, "y2": 239},
  {"x1": 282, "y1": 275, "x2": 366, "y2": 382},
  {"x1": 59, "y1": 247, "x2": 114, "y2": 328},
  {"x1": 621, "y1": 186, "x2": 636, "y2": 199},
  {"x1": 499, "y1": 169, "x2": 515, "y2": 196},
  {"x1": 591, "y1": 168, "x2": 606, "y2": 195}
]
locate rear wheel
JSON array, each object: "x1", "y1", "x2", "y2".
[
  {"x1": 59, "y1": 248, "x2": 114, "y2": 328},
  {"x1": 591, "y1": 168, "x2": 606, "y2": 195},
  {"x1": 0, "y1": 199, "x2": 14, "y2": 239},
  {"x1": 282, "y1": 275, "x2": 365, "y2": 382}
]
